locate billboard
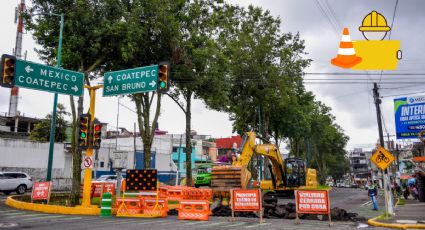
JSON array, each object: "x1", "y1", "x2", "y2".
[{"x1": 394, "y1": 95, "x2": 425, "y2": 139}]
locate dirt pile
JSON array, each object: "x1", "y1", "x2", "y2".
[{"x1": 211, "y1": 203, "x2": 366, "y2": 222}]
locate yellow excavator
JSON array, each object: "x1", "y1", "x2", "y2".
[{"x1": 211, "y1": 132, "x2": 317, "y2": 200}]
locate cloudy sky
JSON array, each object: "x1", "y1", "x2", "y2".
[{"x1": 1, "y1": 0, "x2": 424, "y2": 150}]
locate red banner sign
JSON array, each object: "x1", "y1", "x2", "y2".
[
  {"x1": 92, "y1": 182, "x2": 115, "y2": 197},
  {"x1": 232, "y1": 189, "x2": 261, "y2": 211},
  {"x1": 295, "y1": 190, "x2": 330, "y2": 214},
  {"x1": 31, "y1": 181, "x2": 51, "y2": 201}
]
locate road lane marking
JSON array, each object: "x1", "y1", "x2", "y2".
[
  {"x1": 223, "y1": 222, "x2": 247, "y2": 227},
  {"x1": 3, "y1": 213, "x2": 46, "y2": 219},
  {"x1": 1, "y1": 212, "x2": 28, "y2": 216},
  {"x1": 361, "y1": 200, "x2": 371, "y2": 206},
  {"x1": 244, "y1": 222, "x2": 271, "y2": 228},
  {"x1": 198, "y1": 221, "x2": 228, "y2": 227},
  {"x1": 19, "y1": 215, "x2": 65, "y2": 221},
  {"x1": 178, "y1": 221, "x2": 202, "y2": 226}
]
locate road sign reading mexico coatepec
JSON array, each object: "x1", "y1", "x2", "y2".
[
  {"x1": 15, "y1": 59, "x2": 84, "y2": 96},
  {"x1": 103, "y1": 65, "x2": 158, "y2": 96}
]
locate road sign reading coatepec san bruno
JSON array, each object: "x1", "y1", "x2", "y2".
[
  {"x1": 103, "y1": 65, "x2": 158, "y2": 96},
  {"x1": 371, "y1": 146, "x2": 395, "y2": 170},
  {"x1": 15, "y1": 59, "x2": 84, "y2": 96}
]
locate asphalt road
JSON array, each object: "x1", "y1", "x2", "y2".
[{"x1": 0, "y1": 188, "x2": 386, "y2": 230}]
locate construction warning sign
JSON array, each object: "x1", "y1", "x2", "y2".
[
  {"x1": 231, "y1": 189, "x2": 261, "y2": 211},
  {"x1": 371, "y1": 146, "x2": 395, "y2": 170},
  {"x1": 295, "y1": 190, "x2": 330, "y2": 214}
]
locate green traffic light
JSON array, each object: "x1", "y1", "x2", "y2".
[
  {"x1": 160, "y1": 81, "x2": 166, "y2": 88},
  {"x1": 81, "y1": 132, "x2": 86, "y2": 138}
]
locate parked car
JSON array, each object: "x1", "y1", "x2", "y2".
[{"x1": 0, "y1": 172, "x2": 33, "y2": 195}]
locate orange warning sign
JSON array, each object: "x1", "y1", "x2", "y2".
[
  {"x1": 295, "y1": 190, "x2": 330, "y2": 214},
  {"x1": 231, "y1": 189, "x2": 261, "y2": 211}
]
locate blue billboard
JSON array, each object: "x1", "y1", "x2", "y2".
[{"x1": 394, "y1": 95, "x2": 425, "y2": 139}]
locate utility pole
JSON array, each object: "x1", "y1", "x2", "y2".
[
  {"x1": 373, "y1": 82, "x2": 394, "y2": 215},
  {"x1": 46, "y1": 13, "x2": 64, "y2": 181}
]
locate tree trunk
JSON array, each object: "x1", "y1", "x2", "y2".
[
  {"x1": 135, "y1": 92, "x2": 162, "y2": 169},
  {"x1": 70, "y1": 96, "x2": 83, "y2": 206},
  {"x1": 185, "y1": 91, "x2": 193, "y2": 186}
]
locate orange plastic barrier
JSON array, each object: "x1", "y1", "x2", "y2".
[
  {"x1": 116, "y1": 198, "x2": 142, "y2": 215},
  {"x1": 166, "y1": 186, "x2": 187, "y2": 201},
  {"x1": 181, "y1": 188, "x2": 212, "y2": 201},
  {"x1": 143, "y1": 198, "x2": 168, "y2": 217},
  {"x1": 178, "y1": 200, "x2": 210, "y2": 221}
]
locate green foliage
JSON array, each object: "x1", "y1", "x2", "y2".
[{"x1": 29, "y1": 103, "x2": 70, "y2": 142}]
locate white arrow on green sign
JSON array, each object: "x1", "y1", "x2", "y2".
[
  {"x1": 15, "y1": 59, "x2": 84, "y2": 96},
  {"x1": 103, "y1": 65, "x2": 158, "y2": 96}
]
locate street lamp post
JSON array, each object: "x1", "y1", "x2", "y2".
[{"x1": 46, "y1": 13, "x2": 64, "y2": 181}]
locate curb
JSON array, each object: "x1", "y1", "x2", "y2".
[
  {"x1": 6, "y1": 196, "x2": 100, "y2": 215},
  {"x1": 368, "y1": 216, "x2": 425, "y2": 229},
  {"x1": 368, "y1": 199, "x2": 425, "y2": 229}
]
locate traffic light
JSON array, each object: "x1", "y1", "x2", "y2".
[
  {"x1": 1, "y1": 54, "x2": 16, "y2": 88},
  {"x1": 157, "y1": 61, "x2": 170, "y2": 93},
  {"x1": 92, "y1": 120, "x2": 103, "y2": 149},
  {"x1": 78, "y1": 114, "x2": 91, "y2": 150}
]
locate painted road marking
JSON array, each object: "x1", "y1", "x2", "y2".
[
  {"x1": 223, "y1": 222, "x2": 248, "y2": 227},
  {"x1": 136, "y1": 220, "x2": 166, "y2": 225},
  {"x1": 19, "y1": 215, "x2": 65, "y2": 221},
  {"x1": 361, "y1": 200, "x2": 371, "y2": 206},
  {"x1": 180, "y1": 221, "x2": 201, "y2": 226},
  {"x1": 3, "y1": 213, "x2": 47, "y2": 219},
  {"x1": 0, "y1": 210, "x2": 22, "y2": 213},
  {"x1": 244, "y1": 222, "x2": 271, "y2": 228},
  {"x1": 198, "y1": 221, "x2": 228, "y2": 227},
  {"x1": 1, "y1": 212, "x2": 29, "y2": 216}
]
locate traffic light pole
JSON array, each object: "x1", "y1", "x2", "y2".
[
  {"x1": 81, "y1": 85, "x2": 103, "y2": 207},
  {"x1": 46, "y1": 13, "x2": 64, "y2": 181},
  {"x1": 373, "y1": 83, "x2": 394, "y2": 215}
]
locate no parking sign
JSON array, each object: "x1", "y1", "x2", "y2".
[{"x1": 83, "y1": 156, "x2": 93, "y2": 169}]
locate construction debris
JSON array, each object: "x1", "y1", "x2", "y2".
[{"x1": 212, "y1": 203, "x2": 366, "y2": 222}]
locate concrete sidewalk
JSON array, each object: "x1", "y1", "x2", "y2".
[{"x1": 368, "y1": 199, "x2": 425, "y2": 229}]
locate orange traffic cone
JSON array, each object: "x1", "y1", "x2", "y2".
[{"x1": 331, "y1": 27, "x2": 362, "y2": 68}]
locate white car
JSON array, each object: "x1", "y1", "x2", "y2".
[{"x1": 0, "y1": 172, "x2": 33, "y2": 195}]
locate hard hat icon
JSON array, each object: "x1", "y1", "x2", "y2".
[{"x1": 359, "y1": 11, "x2": 391, "y2": 40}]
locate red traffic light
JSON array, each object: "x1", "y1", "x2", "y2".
[{"x1": 94, "y1": 124, "x2": 102, "y2": 132}]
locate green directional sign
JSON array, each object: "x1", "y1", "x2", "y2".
[
  {"x1": 15, "y1": 59, "x2": 84, "y2": 96},
  {"x1": 103, "y1": 65, "x2": 158, "y2": 96}
]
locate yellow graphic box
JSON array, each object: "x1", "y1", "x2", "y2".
[{"x1": 352, "y1": 40, "x2": 401, "y2": 70}]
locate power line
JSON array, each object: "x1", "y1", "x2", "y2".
[
  {"x1": 381, "y1": 90, "x2": 425, "y2": 98},
  {"x1": 379, "y1": 0, "x2": 399, "y2": 84}
]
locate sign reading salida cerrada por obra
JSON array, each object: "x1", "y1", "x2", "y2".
[{"x1": 394, "y1": 95, "x2": 425, "y2": 139}]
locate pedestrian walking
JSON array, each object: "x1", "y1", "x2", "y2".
[{"x1": 368, "y1": 180, "x2": 379, "y2": 211}]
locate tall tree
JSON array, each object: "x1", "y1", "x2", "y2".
[
  {"x1": 168, "y1": 0, "x2": 232, "y2": 185},
  {"x1": 26, "y1": 0, "x2": 184, "y2": 204},
  {"x1": 29, "y1": 103, "x2": 70, "y2": 142}
]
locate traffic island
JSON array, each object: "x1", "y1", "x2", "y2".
[
  {"x1": 367, "y1": 199, "x2": 425, "y2": 229},
  {"x1": 5, "y1": 193, "x2": 100, "y2": 215}
]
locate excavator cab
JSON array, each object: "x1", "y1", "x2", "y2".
[{"x1": 283, "y1": 158, "x2": 306, "y2": 187}]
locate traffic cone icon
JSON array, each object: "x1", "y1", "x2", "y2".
[{"x1": 331, "y1": 27, "x2": 362, "y2": 68}]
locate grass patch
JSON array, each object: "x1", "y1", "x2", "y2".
[
  {"x1": 397, "y1": 198, "x2": 405, "y2": 206},
  {"x1": 302, "y1": 185, "x2": 332, "y2": 191}
]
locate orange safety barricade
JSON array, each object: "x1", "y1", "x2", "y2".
[
  {"x1": 143, "y1": 198, "x2": 168, "y2": 217},
  {"x1": 178, "y1": 200, "x2": 210, "y2": 221},
  {"x1": 116, "y1": 198, "x2": 142, "y2": 215},
  {"x1": 167, "y1": 186, "x2": 187, "y2": 201}
]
